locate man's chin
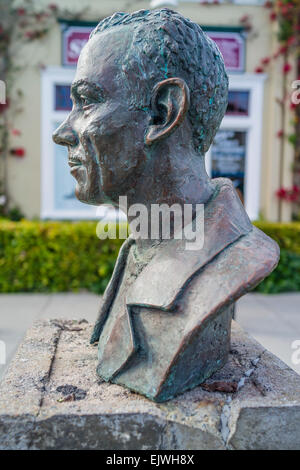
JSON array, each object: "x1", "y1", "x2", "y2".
[{"x1": 75, "y1": 184, "x2": 105, "y2": 206}]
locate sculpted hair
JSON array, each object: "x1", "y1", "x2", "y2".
[{"x1": 91, "y1": 8, "x2": 228, "y2": 155}]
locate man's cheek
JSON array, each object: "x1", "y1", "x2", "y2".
[
  {"x1": 80, "y1": 129, "x2": 101, "y2": 166},
  {"x1": 91, "y1": 107, "x2": 128, "y2": 135}
]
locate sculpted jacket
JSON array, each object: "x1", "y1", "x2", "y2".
[{"x1": 91, "y1": 178, "x2": 279, "y2": 402}]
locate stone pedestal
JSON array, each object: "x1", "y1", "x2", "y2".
[{"x1": 0, "y1": 319, "x2": 300, "y2": 450}]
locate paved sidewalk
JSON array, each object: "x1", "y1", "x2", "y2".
[
  {"x1": 236, "y1": 293, "x2": 300, "y2": 376},
  {"x1": 0, "y1": 292, "x2": 299, "y2": 381}
]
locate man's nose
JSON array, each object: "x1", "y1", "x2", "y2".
[{"x1": 52, "y1": 120, "x2": 78, "y2": 147}]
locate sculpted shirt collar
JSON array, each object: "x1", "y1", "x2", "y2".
[{"x1": 91, "y1": 178, "x2": 252, "y2": 344}]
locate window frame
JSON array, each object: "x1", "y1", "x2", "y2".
[
  {"x1": 205, "y1": 73, "x2": 266, "y2": 220},
  {"x1": 41, "y1": 67, "x2": 123, "y2": 220},
  {"x1": 41, "y1": 68, "x2": 266, "y2": 221}
]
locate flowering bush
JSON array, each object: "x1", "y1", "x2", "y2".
[
  {"x1": 10, "y1": 147, "x2": 25, "y2": 157},
  {"x1": 256, "y1": 0, "x2": 300, "y2": 219},
  {"x1": 0, "y1": 0, "x2": 85, "y2": 216},
  {"x1": 276, "y1": 185, "x2": 300, "y2": 202}
]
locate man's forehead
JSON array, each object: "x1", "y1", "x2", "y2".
[{"x1": 78, "y1": 27, "x2": 132, "y2": 69}]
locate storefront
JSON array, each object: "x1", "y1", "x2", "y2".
[
  {"x1": 41, "y1": 22, "x2": 265, "y2": 220},
  {"x1": 6, "y1": 0, "x2": 292, "y2": 222}
]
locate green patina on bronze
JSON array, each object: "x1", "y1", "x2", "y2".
[{"x1": 53, "y1": 9, "x2": 279, "y2": 402}]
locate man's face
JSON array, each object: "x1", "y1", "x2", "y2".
[{"x1": 53, "y1": 27, "x2": 148, "y2": 206}]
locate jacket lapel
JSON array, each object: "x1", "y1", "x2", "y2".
[
  {"x1": 126, "y1": 179, "x2": 252, "y2": 310},
  {"x1": 90, "y1": 235, "x2": 135, "y2": 344},
  {"x1": 93, "y1": 178, "x2": 253, "y2": 380},
  {"x1": 96, "y1": 306, "x2": 136, "y2": 381}
]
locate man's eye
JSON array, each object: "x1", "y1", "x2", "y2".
[{"x1": 80, "y1": 96, "x2": 92, "y2": 107}]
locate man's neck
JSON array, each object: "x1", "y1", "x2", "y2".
[{"x1": 120, "y1": 147, "x2": 214, "y2": 248}]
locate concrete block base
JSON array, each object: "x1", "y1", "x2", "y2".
[{"x1": 0, "y1": 319, "x2": 300, "y2": 450}]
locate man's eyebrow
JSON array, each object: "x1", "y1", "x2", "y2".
[{"x1": 71, "y1": 79, "x2": 105, "y2": 97}]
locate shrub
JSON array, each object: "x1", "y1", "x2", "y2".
[
  {"x1": 254, "y1": 222, "x2": 300, "y2": 293},
  {"x1": 0, "y1": 219, "x2": 124, "y2": 294},
  {"x1": 0, "y1": 219, "x2": 299, "y2": 294},
  {"x1": 254, "y1": 222, "x2": 300, "y2": 255}
]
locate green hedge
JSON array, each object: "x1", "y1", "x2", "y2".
[
  {"x1": 0, "y1": 219, "x2": 299, "y2": 294},
  {"x1": 0, "y1": 220, "x2": 123, "y2": 294},
  {"x1": 254, "y1": 222, "x2": 300, "y2": 294},
  {"x1": 254, "y1": 222, "x2": 300, "y2": 255}
]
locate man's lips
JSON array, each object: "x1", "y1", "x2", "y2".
[{"x1": 68, "y1": 159, "x2": 83, "y2": 168}]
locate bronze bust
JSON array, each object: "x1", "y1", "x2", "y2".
[{"x1": 53, "y1": 9, "x2": 279, "y2": 402}]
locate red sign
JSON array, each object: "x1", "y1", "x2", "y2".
[
  {"x1": 62, "y1": 26, "x2": 245, "y2": 72},
  {"x1": 63, "y1": 26, "x2": 94, "y2": 66},
  {"x1": 207, "y1": 32, "x2": 245, "y2": 73}
]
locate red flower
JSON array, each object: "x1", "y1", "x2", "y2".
[
  {"x1": 264, "y1": 1, "x2": 273, "y2": 8},
  {"x1": 261, "y1": 57, "x2": 271, "y2": 65},
  {"x1": 48, "y1": 3, "x2": 58, "y2": 10},
  {"x1": 10, "y1": 147, "x2": 25, "y2": 157},
  {"x1": 288, "y1": 188, "x2": 299, "y2": 201},
  {"x1": 290, "y1": 102, "x2": 297, "y2": 110},
  {"x1": 287, "y1": 36, "x2": 296, "y2": 46},
  {"x1": 25, "y1": 31, "x2": 35, "y2": 39},
  {"x1": 279, "y1": 45, "x2": 288, "y2": 55},
  {"x1": 12, "y1": 129, "x2": 21, "y2": 136},
  {"x1": 277, "y1": 129, "x2": 284, "y2": 138},
  {"x1": 276, "y1": 185, "x2": 300, "y2": 202},
  {"x1": 255, "y1": 66, "x2": 264, "y2": 73},
  {"x1": 240, "y1": 15, "x2": 250, "y2": 23},
  {"x1": 17, "y1": 8, "x2": 26, "y2": 16},
  {"x1": 281, "y1": 6, "x2": 290, "y2": 15},
  {"x1": 0, "y1": 98, "x2": 10, "y2": 114},
  {"x1": 283, "y1": 63, "x2": 292, "y2": 74},
  {"x1": 276, "y1": 187, "x2": 287, "y2": 199},
  {"x1": 293, "y1": 185, "x2": 300, "y2": 194},
  {"x1": 270, "y1": 12, "x2": 277, "y2": 21}
]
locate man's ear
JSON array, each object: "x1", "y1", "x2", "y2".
[{"x1": 145, "y1": 77, "x2": 190, "y2": 145}]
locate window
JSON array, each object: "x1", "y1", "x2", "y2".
[
  {"x1": 226, "y1": 91, "x2": 249, "y2": 116},
  {"x1": 42, "y1": 69, "x2": 265, "y2": 221},
  {"x1": 55, "y1": 85, "x2": 72, "y2": 111},
  {"x1": 206, "y1": 73, "x2": 266, "y2": 220},
  {"x1": 41, "y1": 67, "x2": 123, "y2": 220},
  {"x1": 211, "y1": 130, "x2": 247, "y2": 202}
]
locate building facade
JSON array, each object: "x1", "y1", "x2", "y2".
[{"x1": 6, "y1": 0, "x2": 296, "y2": 221}]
